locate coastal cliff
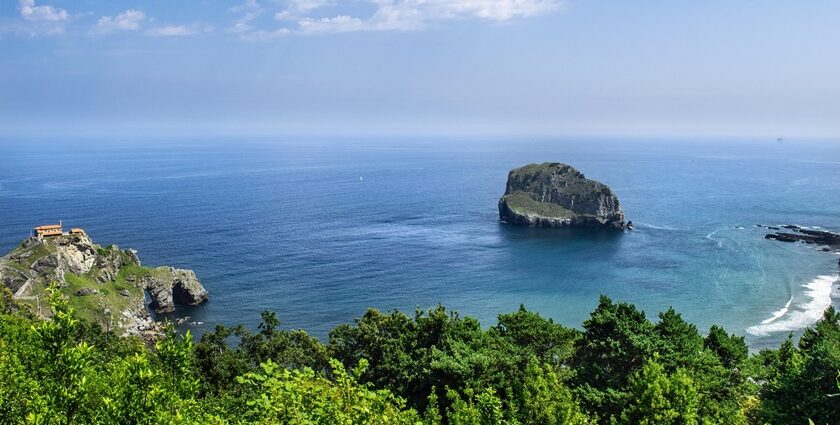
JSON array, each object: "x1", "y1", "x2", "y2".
[
  {"x1": 0, "y1": 232, "x2": 207, "y2": 337},
  {"x1": 499, "y1": 162, "x2": 625, "y2": 229}
]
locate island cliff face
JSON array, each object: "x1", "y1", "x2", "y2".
[
  {"x1": 0, "y1": 232, "x2": 207, "y2": 337},
  {"x1": 499, "y1": 163, "x2": 625, "y2": 229}
]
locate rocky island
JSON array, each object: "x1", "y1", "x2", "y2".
[
  {"x1": 499, "y1": 162, "x2": 626, "y2": 229},
  {"x1": 0, "y1": 227, "x2": 208, "y2": 338}
]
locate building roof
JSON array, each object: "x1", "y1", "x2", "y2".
[
  {"x1": 34, "y1": 224, "x2": 62, "y2": 230},
  {"x1": 70, "y1": 228, "x2": 84, "y2": 233}
]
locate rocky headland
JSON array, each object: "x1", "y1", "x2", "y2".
[
  {"x1": 498, "y1": 162, "x2": 626, "y2": 229},
  {"x1": 0, "y1": 232, "x2": 208, "y2": 338}
]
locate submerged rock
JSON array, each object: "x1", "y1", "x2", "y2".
[{"x1": 498, "y1": 162, "x2": 625, "y2": 229}]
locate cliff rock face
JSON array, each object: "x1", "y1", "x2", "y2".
[
  {"x1": 498, "y1": 163, "x2": 625, "y2": 229},
  {"x1": 0, "y1": 232, "x2": 208, "y2": 336},
  {"x1": 144, "y1": 267, "x2": 208, "y2": 314}
]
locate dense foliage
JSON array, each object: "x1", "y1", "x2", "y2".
[{"x1": 1, "y1": 285, "x2": 839, "y2": 424}]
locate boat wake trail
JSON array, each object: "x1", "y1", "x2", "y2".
[
  {"x1": 637, "y1": 223, "x2": 679, "y2": 231},
  {"x1": 746, "y1": 275, "x2": 837, "y2": 336}
]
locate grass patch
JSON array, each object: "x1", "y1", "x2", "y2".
[
  {"x1": 115, "y1": 264, "x2": 169, "y2": 286},
  {"x1": 3, "y1": 242, "x2": 53, "y2": 276},
  {"x1": 17, "y1": 243, "x2": 52, "y2": 269},
  {"x1": 502, "y1": 192, "x2": 576, "y2": 219},
  {"x1": 59, "y1": 271, "x2": 145, "y2": 329}
]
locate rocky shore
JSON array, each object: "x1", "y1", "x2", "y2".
[
  {"x1": 498, "y1": 162, "x2": 626, "y2": 229},
  {"x1": 0, "y1": 232, "x2": 208, "y2": 339}
]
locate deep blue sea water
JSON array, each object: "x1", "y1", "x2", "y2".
[{"x1": 1, "y1": 137, "x2": 838, "y2": 349}]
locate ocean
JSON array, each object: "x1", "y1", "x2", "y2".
[{"x1": 1, "y1": 137, "x2": 838, "y2": 350}]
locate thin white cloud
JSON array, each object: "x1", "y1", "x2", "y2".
[
  {"x1": 146, "y1": 23, "x2": 212, "y2": 37},
  {"x1": 361, "y1": 0, "x2": 564, "y2": 31},
  {"x1": 247, "y1": 0, "x2": 564, "y2": 38},
  {"x1": 229, "y1": 0, "x2": 263, "y2": 33},
  {"x1": 297, "y1": 15, "x2": 365, "y2": 34},
  {"x1": 95, "y1": 9, "x2": 146, "y2": 33},
  {"x1": 275, "y1": 0, "x2": 336, "y2": 21},
  {"x1": 5, "y1": 0, "x2": 563, "y2": 40},
  {"x1": 425, "y1": 0, "x2": 562, "y2": 20},
  {"x1": 240, "y1": 27, "x2": 292, "y2": 41}
]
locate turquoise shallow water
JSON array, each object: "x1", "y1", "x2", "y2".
[{"x1": 1, "y1": 137, "x2": 838, "y2": 349}]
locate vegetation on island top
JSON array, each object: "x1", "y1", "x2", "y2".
[
  {"x1": 1, "y1": 284, "x2": 839, "y2": 424},
  {"x1": 500, "y1": 192, "x2": 576, "y2": 219}
]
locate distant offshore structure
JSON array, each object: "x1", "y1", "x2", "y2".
[{"x1": 777, "y1": 136, "x2": 784, "y2": 143}]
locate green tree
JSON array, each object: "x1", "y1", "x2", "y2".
[
  {"x1": 655, "y1": 308, "x2": 705, "y2": 371},
  {"x1": 27, "y1": 286, "x2": 97, "y2": 424},
  {"x1": 422, "y1": 387, "x2": 443, "y2": 425},
  {"x1": 0, "y1": 337, "x2": 46, "y2": 421},
  {"x1": 236, "y1": 358, "x2": 420, "y2": 424},
  {"x1": 97, "y1": 351, "x2": 202, "y2": 424},
  {"x1": 493, "y1": 305, "x2": 578, "y2": 365},
  {"x1": 704, "y1": 325, "x2": 748, "y2": 370},
  {"x1": 329, "y1": 305, "x2": 517, "y2": 412},
  {"x1": 571, "y1": 296, "x2": 658, "y2": 419},
  {"x1": 518, "y1": 359, "x2": 588, "y2": 424},
  {"x1": 620, "y1": 358, "x2": 700, "y2": 425},
  {"x1": 760, "y1": 308, "x2": 840, "y2": 423},
  {"x1": 194, "y1": 311, "x2": 329, "y2": 397},
  {"x1": 447, "y1": 387, "x2": 511, "y2": 425}
]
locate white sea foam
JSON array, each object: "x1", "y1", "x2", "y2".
[
  {"x1": 746, "y1": 275, "x2": 837, "y2": 336},
  {"x1": 760, "y1": 296, "x2": 793, "y2": 325}
]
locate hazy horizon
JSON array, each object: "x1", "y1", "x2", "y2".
[{"x1": 2, "y1": 0, "x2": 840, "y2": 139}]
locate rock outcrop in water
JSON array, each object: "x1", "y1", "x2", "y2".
[
  {"x1": 763, "y1": 225, "x2": 840, "y2": 247},
  {"x1": 762, "y1": 224, "x2": 840, "y2": 267},
  {"x1": 498, "y1": 163, "x2": 626, "y2": 229},
  {"x1": 144, "y1": 267, "x2": 208, "y2": 314},
  {"x1": 0, "y1": 232, "x2": 208, "y2": 337}
]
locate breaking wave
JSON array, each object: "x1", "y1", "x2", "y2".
[
  {"x1": 746, "y1": 275, "x2": 837, "y2": 336},
  {"x1": 760, "y1": 296, "x2": 793, "y2": 325}
]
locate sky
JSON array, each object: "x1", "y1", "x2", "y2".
[{"x1": 1, "y1": 0, "x2": 839, "y2": 139}]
